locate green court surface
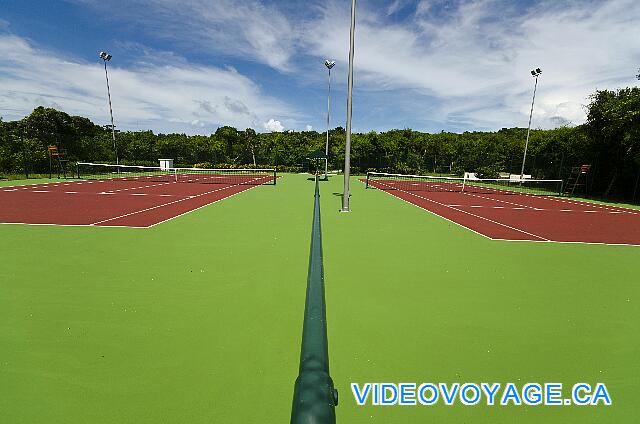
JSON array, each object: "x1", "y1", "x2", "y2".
[{"x1": 1, "y1": 174, "x2": 638, "y2": 423}]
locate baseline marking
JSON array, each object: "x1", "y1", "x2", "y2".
[
  {"x1": 91, "y1": 177, "x2": 265, "y2": 225},
  {"x1": 369, "y1": 180, "x2": 549, "y2": 241},
  {"x1": 462, "y1": 190, "x2": 640, "y2": 216}
]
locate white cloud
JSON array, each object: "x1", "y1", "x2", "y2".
[
  {"x1": 0, "y1": 34, "x2": 296, "y2": 133},
  {"x1": 3, "y1": 1, "x2": 639, "y2": 133},
  {"x1": 387, "y1": 0, "x2": 409, "y2": 15},
  {"x1": 305, "y1": 124, "x2": 313, "y2": 131},
  {"x1": 264, "y1": 118, "x2": 284, "y2": 132},
  {"x1": 71, "y1": 0, "x2": 296, "y2": 70},
  {"x1": 302, "y1": 0, "x2": 640, "y2": 130}
]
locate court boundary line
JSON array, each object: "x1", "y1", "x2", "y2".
[
  {"x1": 363, "y1": 180, "x2": 640, "y2": 246},
  {"x1": 364, "y1": 181, "x2": 640, "y2": 246},
  {"x1": 461, "y1": 190, "x2": 640, "y2": 216},
  {"x1": 91, "y1": 176, "x2": 267, "y2": 225},
  {"x1": 0, "y1": 221, "x2": 144, "y2": 229},
  {"x1": 147, "y1": 183, "x2": 264, "y2": 228},
  {"x1": 359, "y1": 180, "x2": 501, "y2": 241},
  {"x1": 490, "y1": 237, "x2": 640, "y2": 248},
  {"x1": 367, "y1": 179, "x2": 550, "y2": 241},
  {"x1": 0, "y1": 177, "x2": 275, "y2": 229}
]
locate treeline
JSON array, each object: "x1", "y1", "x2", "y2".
[{"x1": 1, "y1": 87, "x2": 638, "y2": 200}]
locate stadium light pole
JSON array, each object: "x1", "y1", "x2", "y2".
[
  {"x1": 520, "y1": 67, "x2": 542, "y2": 180},
  {"x1": 341, "y1": 0, "x2": 356, "y2": 212},
  {"x1": 324, "y1": 60, "x2": 336, "y2": 180},
  {"x1": 100, "y1": 51, "x2": 119, "y2": 165}
]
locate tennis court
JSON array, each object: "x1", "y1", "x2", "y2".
[
  {"x1": 0, "y1": 163, "x2": 276, "y2": 228},
  {"x1": 2, "y1": 173, "x2": 639, "y2": 424},
  {"x1": 365, "y1": 172, "x2": 640, "y2": 246}
]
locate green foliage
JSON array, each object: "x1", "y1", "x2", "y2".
[
  {"x1": 1, "y1": 87, "x2": 639, "y2": 200},
  {"x1": 586, "y1": 88, "x2": 640, "y2": 196}
]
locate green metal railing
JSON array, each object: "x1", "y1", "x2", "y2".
[{"x1": 291, "y1": 176, "x2": 338, "y2": 424}]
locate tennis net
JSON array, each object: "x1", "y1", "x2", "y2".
[
  {"x1": 366, "y1": 172, "x2": 563, "y2": 196},
  {"x1": 76, "y1": 162, "x2": 276, "y2": 185}
]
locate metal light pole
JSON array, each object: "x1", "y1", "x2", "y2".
[
  {"x1": 100, "y1": 51, "x2": 119, "y2": 165},
  {"x1": 341, "y1": 0, "x2": 356, "y2": 212},
  {"x1": 520, "y1": 67, "x2": 542, "y2": 179},
  {"x1": 324, "y1": 60, "x2": 336, "y2": 180}
]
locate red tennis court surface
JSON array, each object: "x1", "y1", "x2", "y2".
[
  {"x1": 365, "y1": 179, "x2": 640, "y2": 246},
  {"x1": 0, "y1": 176, "x2": 274, "y2": 228}
]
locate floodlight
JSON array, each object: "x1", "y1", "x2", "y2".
[
  {"x1": 323, "y1": 60, "x2": 336, "y2": 179},
  {"x1": 99, "y1": 51, "x2": 118, "y2": 164},
  {"x1": 521, "y1": 67, "x2": 542, "y2": 178}
]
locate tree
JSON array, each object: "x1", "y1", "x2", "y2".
[
  {"x1": 244, "y1": 128, "x2": 258, "y2": 166},
  {"x1": 586, "y1": 88, "x2": 640, "y2": 197}
]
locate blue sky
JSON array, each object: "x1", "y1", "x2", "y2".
[{"x1": 0, "y1": 0, "x2": 638, "y2": 134}]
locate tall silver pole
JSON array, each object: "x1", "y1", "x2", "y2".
[
  {"x1": 103, "y1": 60, "x2": 118, "y2": 165},
  {"x1": 520, "y1": 74, "x2": 539, "y2": 179},
  {"x1": 324, "y1": 67, "x2": 332, "y2": 179},
  {"x1": 341, "y1": 0, "x2": 356, "y2": 212}
]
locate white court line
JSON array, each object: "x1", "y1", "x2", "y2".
[
  {"x1": 363, "y1": 180, "x2": 640, "y2": 246},
  {"x1": 369, "y1": 180, "x2": 549, "y2": 241},
  {"x1": 463, "y1": 191, "x2": 546, "y2": 212},
  {"x1": 91, "y1": 177, "x2": 266, "y2": 225},
  {"x1": 450, "y1": 204, "x2": 603, "y2": 213},
  {"x1": 96, "y1": 191, "x2": 189, "y2": 198},
  {"x1": 463, "y1": 190, "x2": 640, "y2": 216},
  {"x1": 101, "y1": 180, "x2": 173, "y2": 193},
  {"x1": 489, "y1": 237, "x2": 640, "y2": 248},
  {"x1": 0, "y1": 221, "x2": 145, "y2": 229},
  {"x1": 515, "y1": 191, "x2": 640, "y2": 215},
  {"x1": 1, "y1": 175, "x2": 276, "y2": 229},
  {"x1": 147, "y1": 183, "x2": 266, "y2": 228}
]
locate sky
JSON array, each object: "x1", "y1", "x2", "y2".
[{"x1": 0, "y1": 0, "x2": 638, "y2": 134}]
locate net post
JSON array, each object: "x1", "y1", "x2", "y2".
[
  {"x1": 76, "y1": 162, "x2": 80, "y2": 179},
  {"x1": 273, "y1": 168, "x2": 277, "y2": 186},
  {"x1": 365, "y1": 172, "x2": 370, "y2": 189},
  {"x1": 462, "y1": 174, "x2": 467, "y2": 193}
]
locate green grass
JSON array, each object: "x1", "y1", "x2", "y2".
[
  {"x1": 0, "y1": 177, "x2": 53, "y2": 187},
  {"x1": 1, "y1": 174, "x2": 638, "y2": 423},
  {"x1": 0, "y1": 173, "x2": 54, "y2": 181}
]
